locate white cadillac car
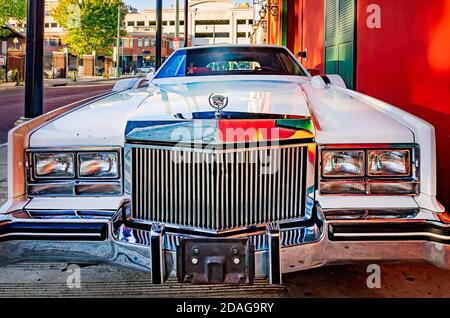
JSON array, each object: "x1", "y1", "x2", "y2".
[{"x1": 0, "y1": 45, "x2": 448, "y2": 285}]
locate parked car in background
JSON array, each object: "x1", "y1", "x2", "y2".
[
  {"x1": 0, "y1": 45, "x2": 448, "y2": 285},
  {"x1": 138, "y1": 65, "x2": 155, "y2": 75}
]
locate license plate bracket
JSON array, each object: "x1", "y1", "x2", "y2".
[{"x1": 177, "y1": 238, "x2": 255, "y2": 285}]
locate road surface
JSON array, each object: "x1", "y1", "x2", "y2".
[{"x1": 0, "y1": 82, "x2": 115, "y2": 144}]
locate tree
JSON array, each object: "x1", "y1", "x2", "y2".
[
  {"x1": 51, "y1": 0, "x2": 126, "y2": 57},
  {"x1": 0, "y1": 0, "x2": 27, "y2": 37}
]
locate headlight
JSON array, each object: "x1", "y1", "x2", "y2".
[
  {"x1": 320, "y1": 145, "x2": 419, "y2": 196},
  {"x1": 79, "y1": 152, "x2": 119, "y2": 178},
  {"x1": 368, "y1": 150, "x2": 410, "y2": 176},
  {"x1": 34, "y1": 153, "x2": 75, "y2": 178},
  {"x1": 322, "y1": 150, "x2": 365, "y2": 177}
]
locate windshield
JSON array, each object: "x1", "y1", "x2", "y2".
[{"x1": 155, "y1": 46, "x2": 307, "y2": 79}]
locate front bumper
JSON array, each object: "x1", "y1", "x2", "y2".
[{"x1": 0, "y1": 202, "x2": 449, "y2": 284}]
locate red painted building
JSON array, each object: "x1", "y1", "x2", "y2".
[{"x1": 266, "y1": 0, "x2": 449, "y2": 207}]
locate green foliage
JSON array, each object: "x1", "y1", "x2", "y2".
[
  {"x1": 8, "y1": 68, "x2": 18, "y2": 81},
  {"x1": 52, "y1": 0, "x2": 127, "y2": 57},
  {"x1": 0, "y1": 0, "x2": 27, "y2": 37},
  {"x1": 0, "y1": 67, "x2": 5, "y2": 82}
]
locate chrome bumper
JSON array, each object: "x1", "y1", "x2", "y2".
[{"x1": 0, "y1": 204, "x2": 449, "y2": 284}]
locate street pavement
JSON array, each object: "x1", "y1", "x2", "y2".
[
  {"x1": 0, "y1": 81, "x2": 115, "y2": 144},
  {"x1": 0, "y1": 83, "x2": 448, "y2": 297}
]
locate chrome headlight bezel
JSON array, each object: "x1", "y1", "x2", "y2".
[{"x1": 319, "y1": 144, "x2": 420, "y2": 196}]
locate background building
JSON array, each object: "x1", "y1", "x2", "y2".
[
  {"x1": 261, "y1": 0, "x2": 450, "y2": 208},
  {"x1": 0, "y1": 26, "x2": 26, "y2": 82},
  {"x1": 8, "y1": 0, "x2": 254, "y2": 75},
  {"x1": 124, "y1": 0, "x2": 254, "y2": 46}
]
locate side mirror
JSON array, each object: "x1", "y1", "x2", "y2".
[
  {"x1": 146, "y1": 71, "x2": 156, "y2": 81},
  {"x1": 311, "y1": 74, "x2": 347, "y2": 89},
  {"x1": 297, "y1": 50, "x2": 307, "y2": 59},
  {"x1": 307, "y1": 68, "x2": 321, "y2": 76}
]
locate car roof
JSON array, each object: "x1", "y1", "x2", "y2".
[{"x1": 179, "y1": 44, "x2": 289, "y2": 51}]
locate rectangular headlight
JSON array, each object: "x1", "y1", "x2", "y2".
[
  {"x1": 79, "y1": 152, "x2": 119, "y2": 178},
  {"x1": 322, "y1": 150, "x2": 365, "y2": 177},
  {"x1": 368, "y1": 150, "x2": 411, "y2": 176},
  {"x1": 34, "y1": 153, "x2": 75, "y2": 178}
]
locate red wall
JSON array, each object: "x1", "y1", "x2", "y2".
[
  {"x1": 356, "y1": 0, "x2": 450, "y2": 208},
  {"x1": 299, "y1": 0, "x2": 325, "y2": 72}
]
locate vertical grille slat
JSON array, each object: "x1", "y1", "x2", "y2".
[{"x1": 131, "y1": 145, "x2": 308, "y2": 231}]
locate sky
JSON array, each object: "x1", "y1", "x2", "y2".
[{"x1": 125, "y1": 0, "x2": 250, "y2": 10}]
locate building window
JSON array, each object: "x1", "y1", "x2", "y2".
[
  {"x1": 123, "y1": 38, "x2": 134, "y2": 48},
  {"x1": 149, "y1": 21, "x2": 156, "y2": 26},
  {"x1": 180, "y1": 21, "x2": 184, "y2": 25},
  {"x1": 136, "y1": 21, "x2": 145, "y2": 26},
  {"x1": 45, "y1": 23, "x2": 50, "y2": 28},
  {"x1": 43, "y1": 39, "x2": 49, "y2": 46},
  {"x1": 127, "y1": 21, "x2": 134, "y2": 26},
  {"x1": 237, "y1": 19, "x2": 246, "y2": 25},
  {"x1": 196, "y1": 20, "x2": 229, "y2": 25},
  {"x1": 144, "y1": 38, "x2": 150, "y2": 47},
  {"x1": 51, "y1": 23, "x2": 57, "y2": 28},
  {"x1": 138, "y1": 39, "x2": 143, "y2": 47},
  {"x1": 49, "y1": 38, "x2": 57, "y2": 46},
  {"x1": 237, "y1": 32, "x2": 246, "y2": 38},
  {"x1": 169, "y1": 21, "x2": 175, "y2": 25},
  {"x1": 195, "y1": 32, "x2": 230, "y2": 38}
]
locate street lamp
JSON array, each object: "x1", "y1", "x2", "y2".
[
  {"x1": 252, "y1": 21, "x2": 259, "y2": 32},
  {"x1": 258, "y1": 0, "x2": 279, "y2": 20},
  {"x1": 259, "y1": 7, "x2": 267, "y2": 20},
  {"x1": 261, "y1": 20, "x2": 268, "y2": 32}
]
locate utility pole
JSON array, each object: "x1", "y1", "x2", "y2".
[
  {"x1": 155, "y1": 0, "x2": 163, "y2": 69},
  {"x1": 116, "y1": 4, "x2": 121, "y2": 78},
  {"x1": 24, "y1": 0, "x2": 45, "y2": 119},
  {"x1": 175, "y1": 0, "x2": 180, "y2": 38},
  {"x1": 184, "y1": 0, "x2": 189, "y2": 47}
]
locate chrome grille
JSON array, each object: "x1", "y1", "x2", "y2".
[{"x1": 131, "y1": 145, "x2": 307, "y2": 231}]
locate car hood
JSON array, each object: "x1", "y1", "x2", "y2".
[
  {"x1": 29, "y1": 77, "x2": 312, "y2": 147},
  {"x1": 29, "y1": 76, "x2": 414, "y2": 147}
]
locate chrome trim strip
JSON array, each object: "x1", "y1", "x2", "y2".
[
  {"x1": 333, "y1": 232, "x2": 450, "y2": 240},
  {"x1": 266, "y1": 222, "x2": 282, "y2": 284},
  {"x1": 150, "y1": 223, "x2": 166, "y2": 284},
  {"x1": 0, "y1": 232, "x2": 103, "y2": 238}
]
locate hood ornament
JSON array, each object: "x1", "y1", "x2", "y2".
[{"x1": 209, "y1": 93, "x2": 228, "y2": 118}]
